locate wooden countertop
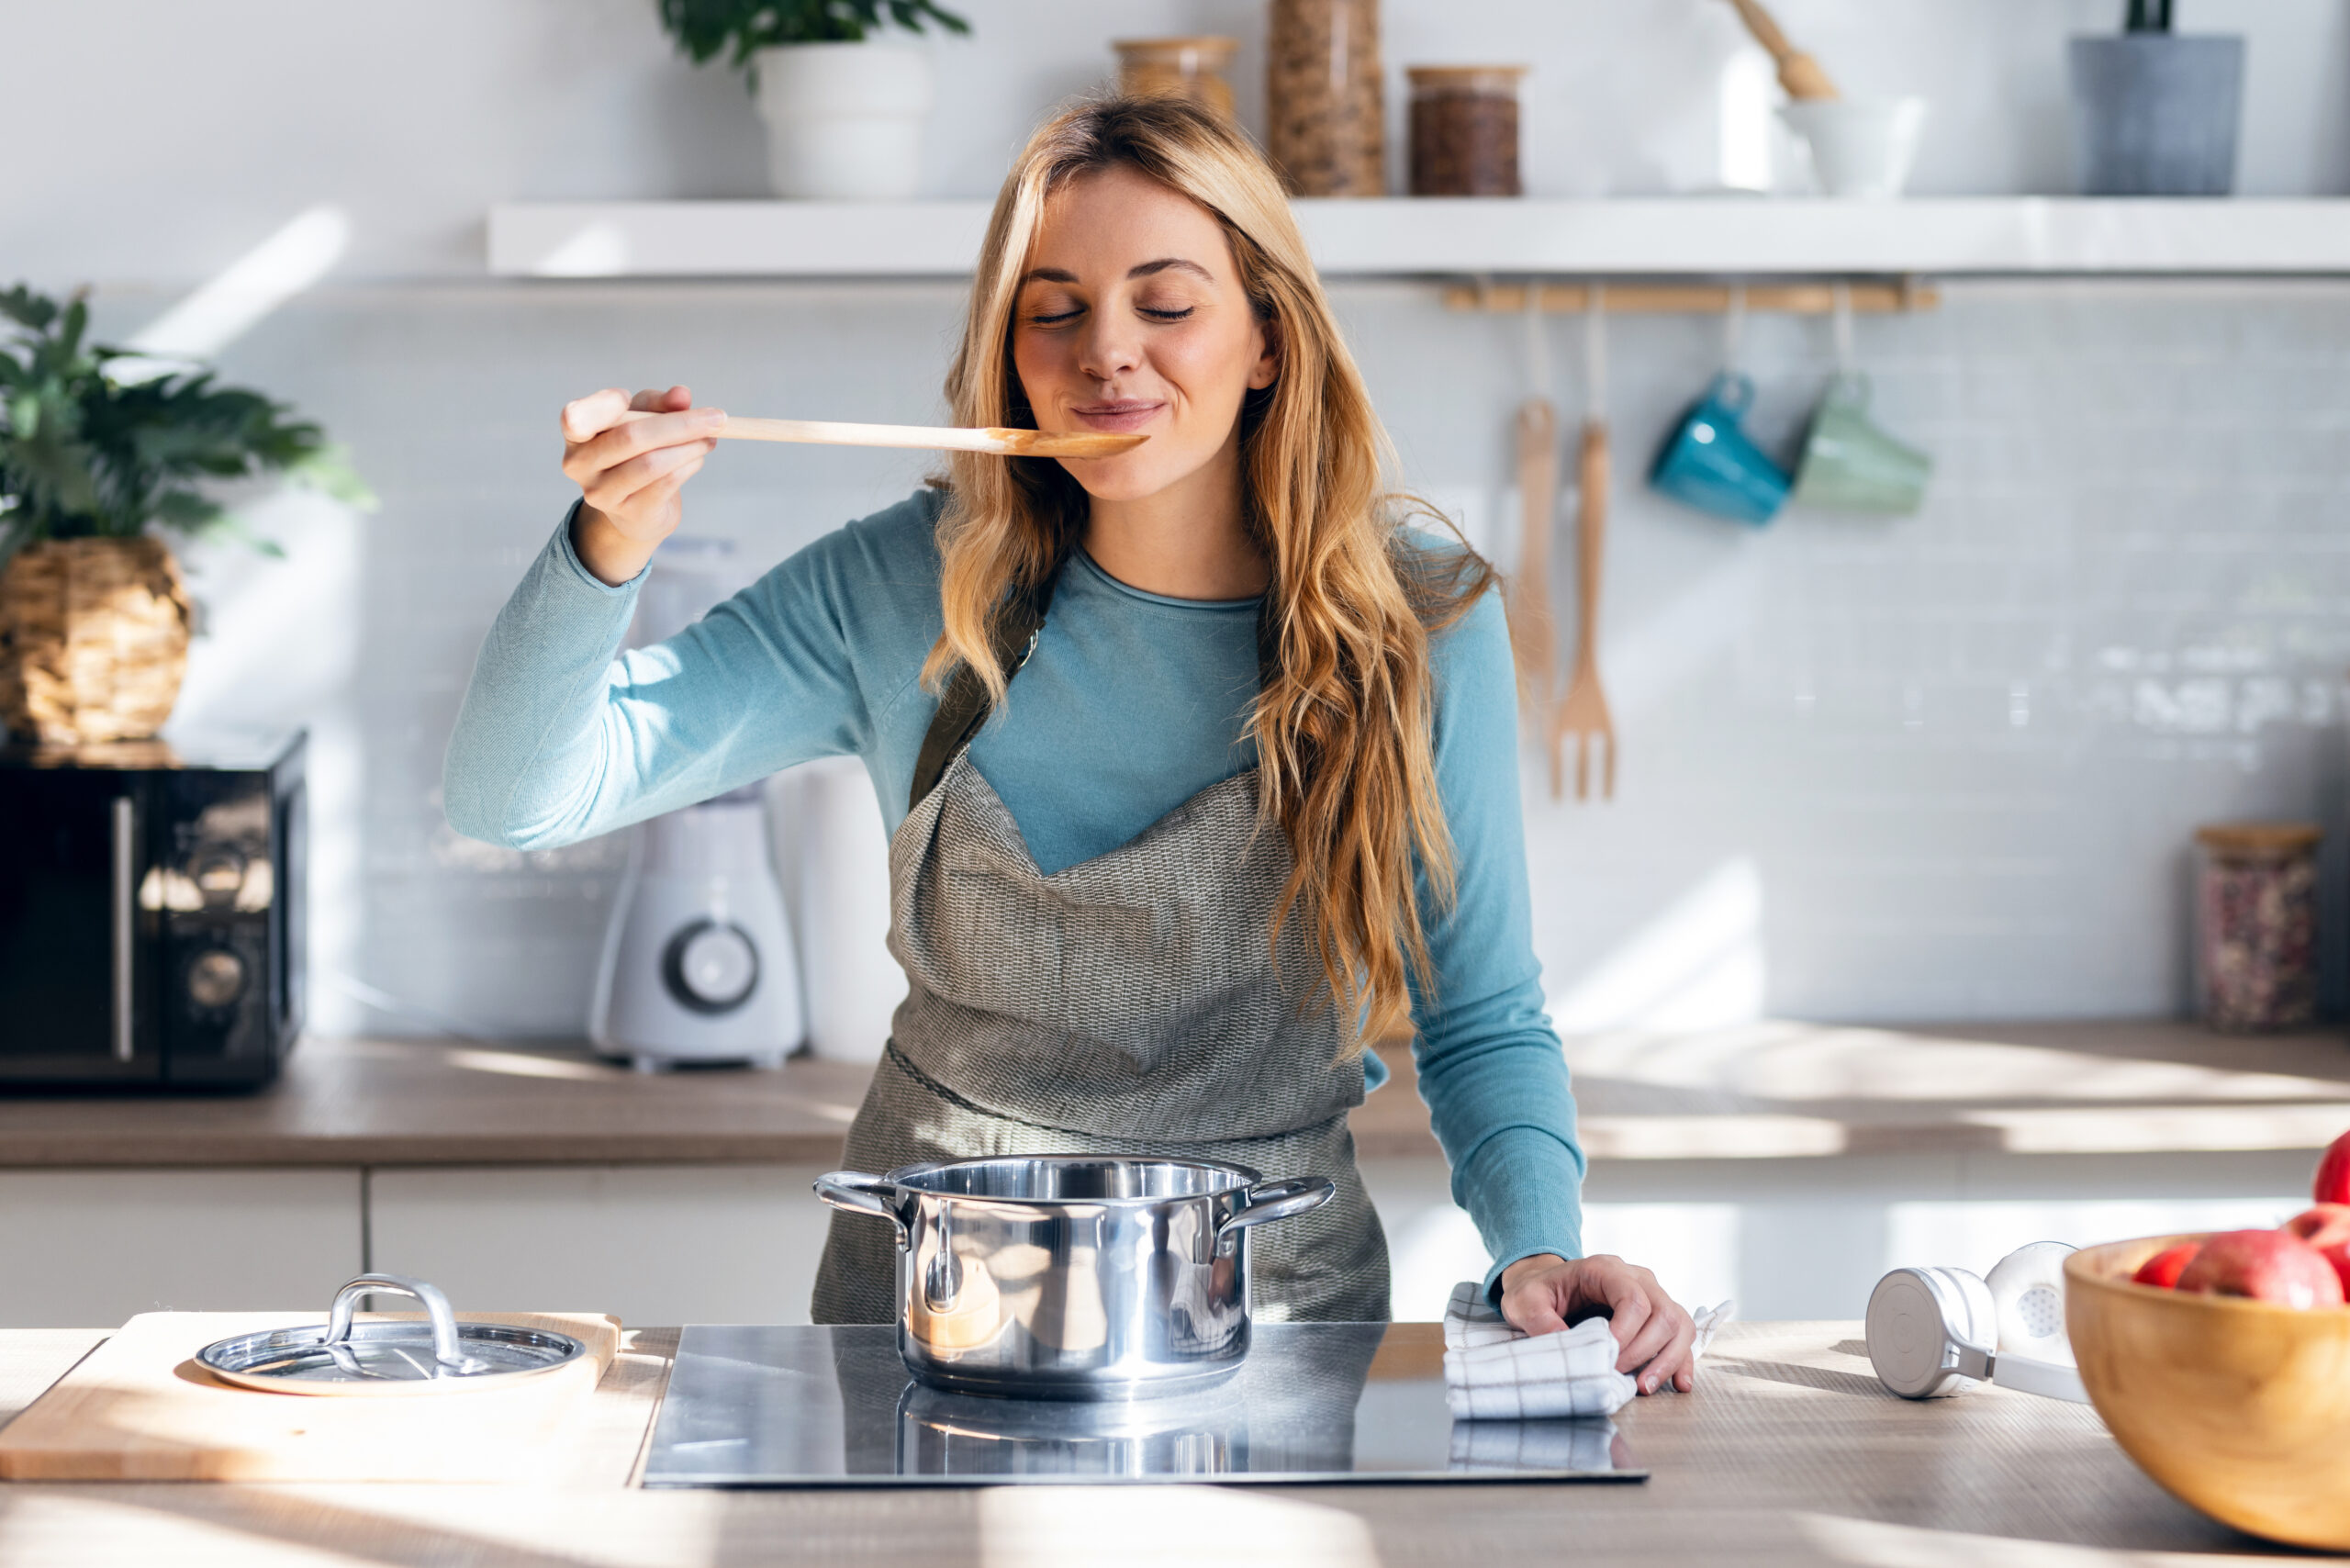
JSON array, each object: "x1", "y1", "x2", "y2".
[
  {"x1": 1, "y1": 1018, "x2": 2344, "y2": 1169},
  {"x1": 0, "y1": 1319, "x2": 2323, "y2": 1565}
]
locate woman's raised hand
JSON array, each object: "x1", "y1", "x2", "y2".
[
  {"x1": 559, "y1": 384, "x2": 725, "y2": 587},
  {"x1": 1496, "y1": 1252, "x2": 1698, "y2": 1394}
]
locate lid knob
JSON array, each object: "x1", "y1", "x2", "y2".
[{"x1": 326, "y1": 1273, "x2": 466, "y2": 1368}]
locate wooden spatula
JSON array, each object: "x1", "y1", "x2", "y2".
[
  {"x1": 1506, "y1": 398, "x2": 1561, "y2": 727},
  {"x1": 719, "y1": 417, "x2": 1146, "y2": 459}
]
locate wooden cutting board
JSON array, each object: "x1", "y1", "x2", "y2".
[{"x1": 0, "y1": 1310, "x2": 621, "y2": 1482}]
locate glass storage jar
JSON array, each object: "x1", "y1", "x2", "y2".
[
  {"x1": 1406, "y1": 65, "x2": 1528, "y2": 196},
  {"x1": 1267, "y1": 0, "x2": 1385, "y2": 196},
  {"x1": 1114, "y1": 37, "x2": 1241, "y2": 125},
  {"x1": 2194, "y1": 822, "x2": 2321, "y2": 1033}
]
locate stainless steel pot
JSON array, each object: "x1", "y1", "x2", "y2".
[{"x1": 814, "y1": 1155, "x2": 1335, "y2": 1400}]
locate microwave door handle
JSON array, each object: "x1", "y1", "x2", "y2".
[{"x1": 111, "y1": 795, "x2": 135, "y2": 1062}]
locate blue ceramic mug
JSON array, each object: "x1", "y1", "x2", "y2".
[{"x1": 1649, "y1": 373, "x2": 1790, "y2": 527}]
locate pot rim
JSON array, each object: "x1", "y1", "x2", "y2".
[{"x1": 878, "y1": 1153, "x2": 1266, "y2": 1205}]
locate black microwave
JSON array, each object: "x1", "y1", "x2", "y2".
[{"x1": 0, "y1": 730, "x2": 305, "y2": 1087}]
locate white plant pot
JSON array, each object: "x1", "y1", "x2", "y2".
[
  {"x1": 753, "y1": 41, "x2": 934, "y2": 200},
  {"x1": 1779, "y1": 98, "x2": 1929, "y2": 199}
]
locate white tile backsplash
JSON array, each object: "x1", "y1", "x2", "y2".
[{"x1": 119, "y1": 278, "x2": 2350, "y2": 1036}]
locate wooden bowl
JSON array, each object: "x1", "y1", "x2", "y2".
[{"x1": 2067, "y1": 1234, "x2": 2350, "y2": 1550}]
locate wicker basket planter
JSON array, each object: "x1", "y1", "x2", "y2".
[{"x1": 0, "y1": 536, "x2": 192, "y2": 745}]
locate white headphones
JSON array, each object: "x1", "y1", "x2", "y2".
[{"x1": 1864, "y1": 1240, "x2": 2087, "y2": 1403}]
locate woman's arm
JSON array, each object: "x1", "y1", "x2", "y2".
[
  {"x1": 1410, "y1": 590, "x2": 1586, "y2": 1278},
  {"x1": 442, "y1": 508, "x2": 855, "y2": 847},
  {"x1": 1411, "y1": 586, "x2": 1695, "y2": 1390},
  {"x1": 443, "y1": 485, "x2": 946, "y2": 850}
]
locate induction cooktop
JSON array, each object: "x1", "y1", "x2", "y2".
[{"x1": 641, "y1": 1323, "x2": 1647, "y2": 1487}]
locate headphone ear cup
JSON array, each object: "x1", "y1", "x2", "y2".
[
  {"x1": 1984, "y1": 1241, "x2": 2075, "y2": 1363},
  {"x1": 1867, "y1": 1267, "x2": 1980, "y2": 1399}
]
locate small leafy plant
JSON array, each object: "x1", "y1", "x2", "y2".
[
  {"x1": 2124, "y1": 0, "x2": 2174, "y2": 32},
  {"x1": 657, "y1": 0, "x2": 969, "y2": 72},
  {"x1": 0, "y1": 284, "x2": 369, "y2": 561}
]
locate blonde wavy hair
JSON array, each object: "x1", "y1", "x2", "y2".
[{"x1": 924, "y1": 95, "x2": 1493, "y2": 1043}]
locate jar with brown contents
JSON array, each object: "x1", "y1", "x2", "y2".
[
  {"x1": 1113, "y1": 37, "x2": 1241, "y2": 125},
  {"x1": 2194, "y1": 822, "x2": 2322, "y2": 1033},
  {"x1": 1407, "y1": 65, "x2": 1528, "y2": 197},
  {"x1": 1266, "y1": 0, "x2": 1385, "y2": 196}
]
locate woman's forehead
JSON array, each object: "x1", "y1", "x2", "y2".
[{"x1": 1024, "y1": 166, "x2": 1235, "y2": 283}]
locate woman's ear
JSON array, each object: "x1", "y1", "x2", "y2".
[{"x1": 1248, "y1": 313, "x2": 1280, "y2": 391}]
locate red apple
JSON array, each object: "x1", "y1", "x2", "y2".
[
  {"x1": 2176, "y1": 1228, "x2": 2346, "y2": 1310},
  {"x1": 2132, "y1": 1241, "x2": 2201, "y2": 1289},
  {"x1": 2318, "y1": 1130, "x2": 2350, "y2": 1207},
  {"x1": 2285, "y1": 1204, "x2": 2350, "y2": 1297}
]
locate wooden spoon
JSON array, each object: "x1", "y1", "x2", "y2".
[
  {"x1": 610, "y1": 409, "x2": 1144, "y2": 458},
  {"x1": 1723, "y1": 0, "x2": 1840, "y2": 101},
  {"x1": 720, "y1": 417, "x2": 1145, "y2": 459}
]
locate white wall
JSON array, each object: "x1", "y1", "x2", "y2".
[{"x1": 7, "y1": 2, "x2": 2349, "y2": 1035}]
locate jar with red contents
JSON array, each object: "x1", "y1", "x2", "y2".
[{"x1": 2194, "y1": 822, "x2": 2321, "y2": 1033}]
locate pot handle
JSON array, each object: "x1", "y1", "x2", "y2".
[
  {"x1": 814, "y1": 1170, "x2": 912, "y2": 1246},
  {"x1": 1219, "y1": 1176, "x2": 1336, "y2": 1238}
]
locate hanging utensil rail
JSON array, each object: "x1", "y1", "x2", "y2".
[{"x1": 1445, "y1": 279, "x2": 1938, "y2": 316}]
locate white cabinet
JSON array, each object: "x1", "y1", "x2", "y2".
[
  {"x1": 0, "y1": 1169, "x2": 361, "y2": 1328},
  {"x1": 366, "y1": 1164, "x2": 838, "y2": 1327}
]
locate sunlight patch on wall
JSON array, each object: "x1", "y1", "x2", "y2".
[
  {"x1": 1550, "y1": 857, "x2": 1766, "y2": 1032},
  {"x1": 117, "y1": 205, "x2": 349, "y2": 375}
]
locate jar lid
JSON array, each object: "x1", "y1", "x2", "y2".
[
  {"x1": 1113, "y1": 37, "x2": 1240, "y2": 63},
  {"x1": 1406, "y1": 64, "x2": 1531, "y2": 92},
  {"x1": 2194, "y1": 822, "x2": 2322, "y2": 857},
  {"x1": 196, "y1": 1273, "x2": 588, "y2": 1397}
]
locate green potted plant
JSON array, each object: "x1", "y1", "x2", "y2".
[
  {"x1": 2068, "y1": 0, "x2": 2245, "y2": 195},
  {"x1": 656, "y1": 0, "x2": 970, "y2": 200},
  {"x1": 0, "y1": 284, "x2": 369, "y2": 745}
]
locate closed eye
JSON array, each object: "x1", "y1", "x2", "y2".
[{"x1": 1141, "y1": 307, "x2": 1194, "y2": 321}]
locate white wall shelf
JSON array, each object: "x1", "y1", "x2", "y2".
[{"x1": 488, "y1": 197, "x2": 2350, "y2": 281}]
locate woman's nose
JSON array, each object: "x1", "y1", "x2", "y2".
[{"x1": 1078, "y1": 310, "x2": 1144, "y2": 382}]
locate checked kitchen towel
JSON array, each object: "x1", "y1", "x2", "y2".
[{"x1": 1442, "y1": 1281, "x2": 1737, "y2": 1420}]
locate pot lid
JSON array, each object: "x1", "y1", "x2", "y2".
[{"x1": 196, "y1": 1273, "x2": 588, "y2": 1397}]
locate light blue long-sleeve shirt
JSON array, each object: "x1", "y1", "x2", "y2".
[{"x1": 444, "y1": 490, "x2": 1584, "y2": 1294}]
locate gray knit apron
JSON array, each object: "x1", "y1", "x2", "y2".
[{"x1": 810, "y1": 608, "x2": 1391, "y2": 1326}]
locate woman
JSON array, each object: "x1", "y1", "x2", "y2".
[{"x1": 447, "y1": 96, "x2": 1696, "y2": 1393}]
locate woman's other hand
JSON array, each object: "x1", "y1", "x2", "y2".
[
  {"x1": 1496, "y1": 1252, "x2": 1697, "y2": 1394},
  {"x1": 560, "y1": 385, "x2": 724, "y2": 586}
]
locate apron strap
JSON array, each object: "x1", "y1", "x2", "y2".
[
  {"x1": 908, "y1": 564, "x2": 1284, "y2": 813},
  {"x1": 909, "y1": 568, "x2": 1058, "y2": 812}
]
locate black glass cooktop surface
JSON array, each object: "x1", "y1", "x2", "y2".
[{"x1": 642, "y1": 1324, "x2": 1645, "y2": 1487}]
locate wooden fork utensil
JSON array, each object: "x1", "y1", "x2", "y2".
[{"x1": 1549, "y1": 418, "x2": 1617, "y2": 800}]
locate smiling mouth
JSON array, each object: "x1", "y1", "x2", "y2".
[{"x1": 1068, "y1": 400, "x2": 1165, "y2": 433}]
